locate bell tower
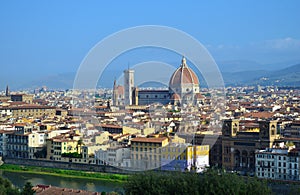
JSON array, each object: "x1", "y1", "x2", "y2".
[
  {"x1": 222, "y1": 119, "x2": 239, "y2": 137},
  {"x1": 124, "y1": 69, "x2": 134, "y2": 106},
  {"x1": 5, "y1": 85, "x2": 9, "y2": 97},
  {"x1": 259, "y1": 120, "x2": 278, "y2": 148},
  {"x1": 112, "y1": 79, "x2": 118, "y2": 106},
  {"x1": 259, "y1": 120, "x2": 278, "y2": 140}
]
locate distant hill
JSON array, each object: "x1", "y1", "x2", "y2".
[
  {"x1": 13, "y1": 63, "x2": 300, "y2": 90},
  {"x1": 222, "y1": 63, "x2": 300, "y2": 86}
]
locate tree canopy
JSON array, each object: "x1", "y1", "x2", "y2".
[
  {"x1": 0, "y1": 176, "x2": 36, "y2": 195},
  {"x1": 0, "y1": 176, "x2": 20, "y2": 195},
  {"x1": 124, "y1": 169, "x2": 271, "y2": 195},
  {"x1": 21, "y1": 182, "x2": 35, "y2": 195}
]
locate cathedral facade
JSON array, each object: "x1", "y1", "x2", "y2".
[{"x1": 113, "y1": 57, "x2": 204, "y2": 106}]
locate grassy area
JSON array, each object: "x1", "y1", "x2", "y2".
[{"x1": 0, "y1": 164, "x2": 128, "y2": 183}]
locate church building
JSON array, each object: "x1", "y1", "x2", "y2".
[{"x1": 113, "y1": 57, "x2": 204, "y2": 106}]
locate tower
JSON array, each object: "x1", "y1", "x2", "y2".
[
  {"x1": 5, "y1": 85, "x2": 9, "y2": 97},
  {"x1": 112, "y1": 79, "x2": 118, "y2": 106},
  {"x1": 132, "y1": 87, "x2": 139, "y2": 105},
  {"x1": 222, "y1": 119, "x2": 239, "y2": 137},
  {"x1": 259, "y1": 120, "x2": 278, "y2": 148},
  {"x1": 124, "y1": 69, "x2": 134, "y2": 106}
]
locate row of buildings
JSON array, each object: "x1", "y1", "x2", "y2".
[
  {"x1": 2, "y1": 114, "x2": 300, "y2": 179},
  {"x1": 0, "y1": 123, "x2": 209, "y2": 172}
]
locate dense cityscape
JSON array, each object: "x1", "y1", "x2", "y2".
[
  {"x1": 0, "y1": 57, "x2": 300, "y2": 194},
  {"x1": 1, "y1": 1, "x2": 300, "y2": 194}
]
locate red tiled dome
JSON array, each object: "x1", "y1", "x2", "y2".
[{"x1": 169, "y1": 57, "x2": 199, "y2": 86}]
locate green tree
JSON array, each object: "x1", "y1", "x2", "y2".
[
  {"x1": 124, "y1": 168, "x2": 271, "y2": 195},
  {"x1": 0, "y1": 176, "x2": 20, "y2": 195},
  {"x1": 21, "y1": 182, "x2": 34, "y2": 195}
]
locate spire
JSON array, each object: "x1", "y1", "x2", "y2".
[
  {"x1": 181, "y1": 56, "x2": 187, "y2": 67},
  {"x1": 5, "y1": 85, "x2": 9, "y2": 97},
  {"x1": 113, "y1": 78, "x2": 116, "y2": 89},
  {"x1": 112, "y1": 78, "x2": 117, "y2": 106}
]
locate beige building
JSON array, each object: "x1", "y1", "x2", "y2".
[
  {"x1": 0, "y1": 103, "x2": 56, "y2": 118},
  {"x1": 122, "y1": 126, "x2": 155, "y2": 136},
  {"x1": 10, "y1": 104, "x2": 56, "y2": 118},
  {"x1": 130, "y1": 137, "x2": 169, "y2": 170},
  {"x1": 28, "y1": 131, "x2": 48, "y2": 159},
  {"x1": 94, "y1": 131, "x2": 110, "y2": 144},
  {"x1": 0, "y1": 93, "x2": 33, "y2": 104},
  {"x1": 10, "y1": 94, "x2": 34, "y2": 104}
]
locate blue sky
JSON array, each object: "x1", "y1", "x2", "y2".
[{"x1": 0, "y1": 1, "x2": 300, "y2": 89}]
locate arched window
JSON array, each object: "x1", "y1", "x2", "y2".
[{"x1": 271, "y1": 125, "x2": 276, "y2": 135}]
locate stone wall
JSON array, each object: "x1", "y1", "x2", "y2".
[{"x1": 3, "y1": 158, "x2": 134, "y2": 174}]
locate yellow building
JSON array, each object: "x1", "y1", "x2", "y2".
[
  {"x1": 46, "y1": 131, "x2": 82, "y2": 161},
  {"x1": 122, "y1": 126, "x2": 155, "y2": 136},
  {"x1": 161, "y1": 144, "x2": 209, "y2": 172},
  {"x1": 94, "y1": 131, "x2": 110, "y2": 144},
  {"x1": 130, "y1": 137, "x2": 169, "y2": 170}
]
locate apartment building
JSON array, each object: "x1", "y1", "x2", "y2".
[
  {"x1": 95, "y1": 145, "x2": 130, "y2": 167},
  {"x1": 0, "y1": 130, "x2": 13, "y2": 156},
  {"x1": 130, "y1": 137, "x2": 169, "y2": 170},
  {"x1": 256, "y1": 144, "x2": 300, "y2": 181},
  {"x1": 46, "y1": 131, "x2": 82, "y2": 161}
]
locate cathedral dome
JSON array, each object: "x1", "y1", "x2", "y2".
[{"x1": 169, "y1": 57, "x2": 199, "y2": 87}]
